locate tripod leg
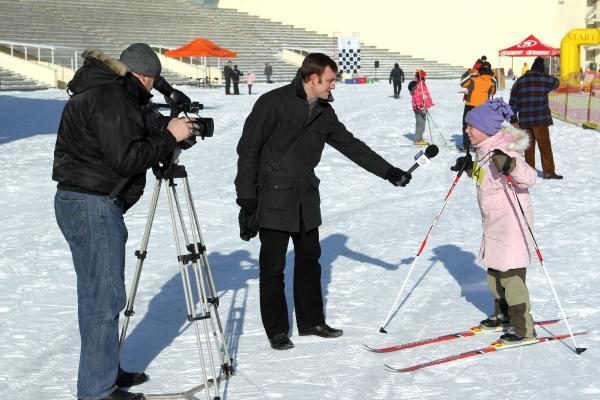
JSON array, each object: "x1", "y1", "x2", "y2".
[
  {"x1": 183, "y1": 177, "x2": 234, "y2": 375},
  {"x1": 119, "y1": 178, "x2": 163, "y2": 354},
  {"x1": 167, "y1": 180, "x2": 220, "y2": 400}
]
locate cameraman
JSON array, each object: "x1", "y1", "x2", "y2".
[{"x1": 53, "y1": 43, "x2": 193, "y2": 400}]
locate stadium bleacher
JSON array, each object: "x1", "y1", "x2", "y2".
[{"x1": 0, "y1": 0, "x2": 467, "y2": 90}]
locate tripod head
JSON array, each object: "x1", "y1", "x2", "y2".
[{"x1": 152, "y1": 152, "x2": 188, "y2": 181}]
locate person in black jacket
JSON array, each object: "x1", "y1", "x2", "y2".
[
  {"x1": 235, "y1": 53, "x2": 411, "y2": 350},
  {"x1": 223, "y1": 60, "x2": 233, "y2": 95},
  {"x1": 53, "y1": 44, "x2": 193, "y2": 400},
  {"x1": 389, "y1": 63, "x2": 405, "y2": 98},
  {"x1": 231, "y1": 64, "x2": 243, "y2": 95}
]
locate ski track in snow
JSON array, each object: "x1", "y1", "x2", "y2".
[{"x1": 0, "y1": 80, "x2": 598, "y2": 399}]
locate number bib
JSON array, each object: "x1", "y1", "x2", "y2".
[{"x1": 472, "y1": 161, "x2": 485, "y2": 187}]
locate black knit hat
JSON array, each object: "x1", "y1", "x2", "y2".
[
  {"x1": 119, "y1": 43, "x2": 161, "y2": 78},
  {"x1": 531, "y1": 57, "x2": 545, "y2": 73}
]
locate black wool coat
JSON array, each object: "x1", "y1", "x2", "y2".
[{"x1": 235, "y1": 72, "x2": 392, "y2": 233}]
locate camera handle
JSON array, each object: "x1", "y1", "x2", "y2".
[{"x1": 118, "y1": 162, "x2": 234, "y2": 399}]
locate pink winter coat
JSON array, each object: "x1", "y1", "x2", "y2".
[
  {"x1": 411, "y1": 80, "x2": 434, "y2": 112},
  {"x1": 474, "y1": 125, "x2": 537, "y2": 271},
  {"x1": 246, "y1": 72, "x2": 256, "y2": 85}
]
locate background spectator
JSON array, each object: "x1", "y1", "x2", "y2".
[
  {"x1": 509, "y1": 56, "x2": 562, "y2": 179},
  {"x1": 246, "y1": 70, "x2": 256, "y2": 94},
  {"x1": 264, "y1": 62, "x2": 273, "y2": 83}
]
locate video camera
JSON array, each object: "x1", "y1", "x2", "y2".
[{"x1": 148, "y1": 76, "x2": 214, "y2": 149}]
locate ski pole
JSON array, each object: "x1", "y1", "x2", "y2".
[
  {"x1": 425, "y1": 109, "x2": 434, "y2": 145},
  {"x1": 426, "y1": 110, "x2": 449, "y2": 147},
  {"x1": 379, "y1": 153, "x2": 471, "y2": 333},
  {"x1": 504, "y1": 174, "x2": 586, "y2": 354}
]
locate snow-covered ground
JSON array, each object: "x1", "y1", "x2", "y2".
[{"x1": 1, "y1": 79, "x2": 598, "y2": 400}]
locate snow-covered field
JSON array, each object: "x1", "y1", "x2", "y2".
[{"x1": 1, "y1": 79, "x2": 598, "y2": 400}]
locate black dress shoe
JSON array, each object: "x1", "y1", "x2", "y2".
[
  {"x1": 116, "y1": 368, "x2": 149, "y2": 387},
  {"x1": 269, "y1": 333, "x2": 294, "y2": 350},
  {"x1": 543, "y1": 173, "x2": 563, "y2": 180},
  {"x1": 298, "y1": 324, "x2": 343, "y2": 338},
  {"x1": 78, "y1": 388, "x2": 145, "y2": 400}
]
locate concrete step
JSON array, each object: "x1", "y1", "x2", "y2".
[{"x1": 0, "y1": 68, "x2": 50, "y2": 91}]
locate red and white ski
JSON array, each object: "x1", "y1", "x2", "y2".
[
  {"x1": 384, "y1": 332, "x2": 587, "y2": 373},
  {"x1": 364, "y1": 319, "x2": 561, "y2": 353}
]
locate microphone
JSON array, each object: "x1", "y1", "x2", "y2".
[{"x1": 399, "y1": 144, "x2": 439, "y2": 185}]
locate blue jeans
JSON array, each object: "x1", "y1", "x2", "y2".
[{"x1": 55, "y1": 190, "x2": 128, "y2": 399}]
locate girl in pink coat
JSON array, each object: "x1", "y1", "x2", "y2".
[
  {"x1": 246, "y1": 71, "x2": 257, "y2": 95},
  {"x1": 464, "y1": 98, "x2": 538, "y2": 344}
]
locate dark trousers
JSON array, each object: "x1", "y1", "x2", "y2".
[
  {"x1": 248, "y1": 84, "x2": 252, "y2": 94},
  {"x1": 225, "y1": 77, "x2": 231, "y2": 94},
  {"x1": 258, "y1": 223, "x2": 324, "y2": 338},
  {"x1": 524, "y1": 126, "x2": 556, "y2": 175},
  {"x1": 462, "y1": 104, "x2": 475, "y2": 148},
  {"x1": 486, "y1": 268, "x2": 534, "y2": 337},
  {"x1": 392, "y1": 81, "x2": 401, "y2": 98},
  {"x1": 233, "y1": 81, "x2": 240, "y2": 95}
]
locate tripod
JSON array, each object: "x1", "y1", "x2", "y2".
[{"x1": 119, "y1": 158, "x2": 234, "y2": 400}]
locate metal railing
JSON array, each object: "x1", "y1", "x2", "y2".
[{"x1": 0, "y1": 40, "x2": 82, "y2": 69}]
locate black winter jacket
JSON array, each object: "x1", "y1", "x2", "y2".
[
  {"x1": 52, "y1": 50, "x2": 177, "y2": 211},
  {"x1": 235, "y1": 71, "x2": 393, "y2": 232},
  {"x1": 231, "y1": 68, "x2": 243, "y2": 83},
  {"x1": 389, "y1": 66, "x2": 405, "y2": 83}
]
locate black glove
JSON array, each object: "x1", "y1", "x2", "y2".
[
  {"x1": 236, "y1": 198, "x2": 258, "y2": 214},
  {"x1": 450, "y1": 153, "x2": 474, "y2": 177},
  {"x1": 236, "y1": 198, "x2": 259, "y2": 241},
  {"x1": 386, "y1": 167, "x2": 411, "y2": 187},
  {"x1": 492, "y1": 149, "x2": 516, "y2": 175}
]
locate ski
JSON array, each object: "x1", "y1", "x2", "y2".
[
  {"x1": 364, "y1": 319, "x2": 561, "y2": 353},
  {"x1": 384, "y1": 331, "x2": 587, "y2": 373}
]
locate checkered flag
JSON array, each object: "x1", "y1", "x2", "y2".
[{"x1": 337, "y1": 37, "x2": 361, "y2": 74}]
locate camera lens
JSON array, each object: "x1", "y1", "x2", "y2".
[{"x1": 193, "y1": 118, "x2": 214, "y2": 138}]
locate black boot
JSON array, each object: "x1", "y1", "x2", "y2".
[
  {"x1": 499, "y1": 331, "x2": 537, "y2": 344},
  {"x1": 480, "y1": 314, "x2": 510, "y2": 329},
  {"x1": 480, "y1": 299, "x2": 510, "y2": 329},
  {"x1": 116, "y1": 367, "x2": 149, "y2": 387},
  {"x1": 79, "y1": 388, "x2": 145, "y2": 400}
]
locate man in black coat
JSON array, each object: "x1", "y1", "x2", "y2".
[
  {"x1": 235, "y1": 53, "x2": 411, "y2": 350},
  {"x1": 223, "y1": 60, "x2": 233, "y2": 95},
  {"x1": 231, "y1": 64, "x2": 243, "y2": 95},
  {"x1": 53, "y1": 44, "x2": 193, "y2": 400},
  {"x1": 389, "y1": 63, "x2": 405, "y2": 98}
]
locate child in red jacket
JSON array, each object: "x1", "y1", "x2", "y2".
[{"x1": 409, "y1": 69, "x2": 434, "y2": 145}]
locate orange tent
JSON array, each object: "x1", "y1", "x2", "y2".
[{"x1": 165, "y1": 38, "x2": 236, "y2": 58}]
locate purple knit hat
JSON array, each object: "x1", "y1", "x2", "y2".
[{"x1": 465, "y1": 98, "x2": 514, "y2": 135}]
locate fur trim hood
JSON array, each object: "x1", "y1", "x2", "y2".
[
  {"x1": 81, "y1": 49, "x2": 127, "y2": 76},
  {"x1": 67, "y1": 49, "x2": 128, "y2": 95},
  {"x1": 502, "y1": 123, "x2": 530, "y2": 152},
  {"x1": 475, "y1": 122, "x2": 530, "y2": 155}
]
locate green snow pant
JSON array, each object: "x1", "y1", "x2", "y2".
[{"x1": 486, "y1": 268, "x2": 535, "y2": 337}]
